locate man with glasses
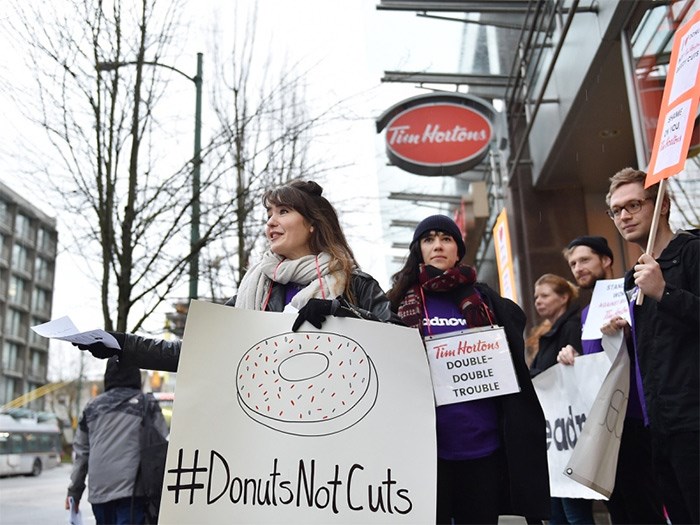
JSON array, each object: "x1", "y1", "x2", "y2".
[{"x1": 603, "y1": 167, "x2": 699, "y2": 525}]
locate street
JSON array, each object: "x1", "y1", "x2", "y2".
[{"x1": 0, "y1": 463, "x2": 95, "y2": 524}]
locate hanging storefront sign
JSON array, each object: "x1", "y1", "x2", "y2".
[{"x1": 376, "y1": 92, "x2": 497, "y2": 176}]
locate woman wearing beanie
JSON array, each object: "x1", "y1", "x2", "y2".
[{"x1": 387, "y1": 215, "x2": 550, "y2": 525}]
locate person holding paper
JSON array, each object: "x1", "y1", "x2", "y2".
[
  {"x1": 603, "y1": 167, "x2": 699, "y2": 525},
  {"x1": 387, "y1": 215, "x2": 550, "y2": 525},
  {"x1": 74, "y1": 179, "x2": 398, "y2": 371},
  {"x1": 560, "y1": 235, "x2": 665, "y2": 524}
]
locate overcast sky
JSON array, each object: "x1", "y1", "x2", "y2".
[{"x1": 0, "y1": 1, "x2": 464, "y2": 379}]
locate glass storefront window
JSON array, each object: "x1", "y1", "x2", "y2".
[{"x1": 628, "y1": 1, "x2": 700, "y2": 231}]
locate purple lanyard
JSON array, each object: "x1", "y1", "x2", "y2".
[{"x1": 629, "y1": 287, "x2": 649, "y2": 426}]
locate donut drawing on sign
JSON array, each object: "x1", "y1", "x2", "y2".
[{"x1": 236, "y1": 331, "x2": 378, "y2": 437}]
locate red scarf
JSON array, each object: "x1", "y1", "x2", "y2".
[{"x1": 397, "y1": 265, "x2": 495, "y2": 335}]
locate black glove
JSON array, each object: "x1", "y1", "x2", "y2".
[
  {"x1": 292, "y1": 298, "x2": 340, "y2": 331},
  {"x1": 72, "y1": 331, "x2": 125, "y2": 359}
]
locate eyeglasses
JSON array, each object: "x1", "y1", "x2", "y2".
[{"x1": 606, "y1": 198, "x2": 652, "y2": 219}]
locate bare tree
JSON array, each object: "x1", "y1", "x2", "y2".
[
  {"x1": 197, "y1": 3, "x2": 331, "y2": 301},
  {"x1": 3, "y1": 0, "x2": 329, "y2": 335},
  {"x1": 4, "y1": 0, "x2": 222, "y2": 333},
  {"x1": 1, "y1": 0, "x2": 328, "y2": 331}
]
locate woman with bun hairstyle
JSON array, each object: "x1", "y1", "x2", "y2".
[
  {"x1": 76, "y1": 179, "x2": 398, "y2": 371},
  {"x1": 387, "y1": 215, "x2": 550, "y2": 525}
]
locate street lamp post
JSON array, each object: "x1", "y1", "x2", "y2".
[{"x1": 96, "y1": 53, "x2": 203, "y2": 300}]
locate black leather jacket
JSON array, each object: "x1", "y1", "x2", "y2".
[
  {"x1": 120, "y1": 270, "x2": 399, "y2": 372},
  {"x1": 529, "y1": 305, "x2": 582, "y2": 378},
  {"x1": 475, "y1": 283, "x2": 551, "y2": 519}
]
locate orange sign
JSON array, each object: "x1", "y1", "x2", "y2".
[
  {"x1": 492, "y1": 209, "x2": 518, "y2": 304},
  {"x1": 646, "y1": 9, "x2": 700, "y2": 187}
]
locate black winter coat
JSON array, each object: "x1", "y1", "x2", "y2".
[
  {"x1": 625, "y1": 229, "x2": 699, "y2": 433},
  {"x1": 529, "y1": 305, "x2": 582, "y2": 378},
  {"x1": 476, "y1": 283, "x2": 551, "y2": 520},
  {"x1": 120, "y1": 270, "x2": 397, "y2": 372}
]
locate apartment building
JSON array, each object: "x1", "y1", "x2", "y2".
[{"x1": 0, "y1": 181, "x2": 57, "y2": 409}]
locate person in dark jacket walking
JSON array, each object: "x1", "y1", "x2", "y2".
[
  {"x1": 602, "y1": 167, "x2": 699, "y2": 525},
  {"x1": 66, "y1": 356, "x2": 168, "y2": 525},
  {"x1": 387, "y1": 215, "x2": 550, "y2": 525},
  {"x1": 75, "y1": 179, "x2": 398, "y2": 372},
  {"x1": 527, "y1": 273, "x2": 594, "y2": 525}
]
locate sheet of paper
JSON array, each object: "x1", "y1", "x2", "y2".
[
  {"x1": 31, "y1": 316, "x2": 120, "y2": 349},
  {"x1": 582, "y1": 278, "x2": 631, "y2": 340},
  {"x1": 68, "y1": 496, "x2": 84, "y2": 525}
]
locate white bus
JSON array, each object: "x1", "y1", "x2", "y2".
[{"x1": 0, "y1": 412, "x2": 61, "y2": 477}]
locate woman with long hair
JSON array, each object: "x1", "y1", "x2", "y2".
[
  {"x1": 76, "y1": 179, "x2": 398, "y2": 371},
  {"x1": 528, "y1": 274, "x2": 581, "y2": 378},
  {"x1": 527, "y1": 273, "x2": 592, "y2": 525},
  {"x1": 387, "y1": 214, "x2": 550, "y2": 525}
]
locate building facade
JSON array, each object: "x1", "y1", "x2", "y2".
[
  {"x1": 0, "y1": 181, "x2": 58, "y2": 408},
  {"x1": 377, "y1": 0, "x2": 699, "y2": 321}
]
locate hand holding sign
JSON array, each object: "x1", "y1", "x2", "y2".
[
  {"x1": 581, "y1": 279, "x2": 630, "y2": 340},
  {"x1": 632, "y1": 254, "x2": 666, "y2": 302},
  {"x1": 639, "y1": 11, "x2": 700, "y2": 305}
]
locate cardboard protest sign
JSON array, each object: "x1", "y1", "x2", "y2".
[
  {"x1": 424, "y1": 326, "x2": 519, "y2": 406},
  {"x1": 159, "y1": 301, "x2": 437, "y2": 524},
  {"x1": 646, "y1": 9, "x2": 700, "y2": 186},
  {"x1": 581, "y1": 279, "x2": 630, "y2": 340},
  {"x1": 565, "y1": 332, "x2": 629, "y2": 498},
  {"x1": 532, "y1": 353, "x2": 612, "y2": 499}
]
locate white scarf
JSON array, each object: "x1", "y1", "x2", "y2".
[{"x1": 234, "y1": 251, "x2": 346, "y2": 311}]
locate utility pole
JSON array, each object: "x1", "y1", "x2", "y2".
[
  {"x1": 190, "y1": 52, "x2": 203, "y2": 301},
  {"x1": 96, "y1": 53, "x2": 204, "y2": 301}
]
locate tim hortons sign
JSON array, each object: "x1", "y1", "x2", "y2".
[{"x1": 376, "y1": 93, "x2": 496, "y2": 176}]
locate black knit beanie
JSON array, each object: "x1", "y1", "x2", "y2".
[
  {"x1": 566, "y1": 235, "x2": 614, "y2": 262},
  {"x1": 103, "y1": 356, "x2": 142, "y2": 391},
  {"x1": 410, "y1": 215, "x2": 466, "y2": 259}
]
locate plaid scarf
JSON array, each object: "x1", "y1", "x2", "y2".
[{"x1": 397, "y1": 264, "x2": 494, "y2": 335}]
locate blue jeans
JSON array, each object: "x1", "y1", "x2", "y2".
[
  {"x1": 92, "y1": 496, "x2": 145, "y2": 525},
  {"x1": 550, "y1": 497, "x2": 594, "y2": 524}
]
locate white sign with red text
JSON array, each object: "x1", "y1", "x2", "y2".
[
  {"x1": 424, "y1": 326, "x2": 520, "y2": 406},
  {"x1": 581, "y1": 278, "x2": 631, "y2": 341},
  {"x1": 646, "y1": 9, "x2": 700, "y2": 185}
]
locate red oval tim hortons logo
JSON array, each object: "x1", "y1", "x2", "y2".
[{"x1": 385, "y1": 103, "x2": 492, "y2": 167}]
